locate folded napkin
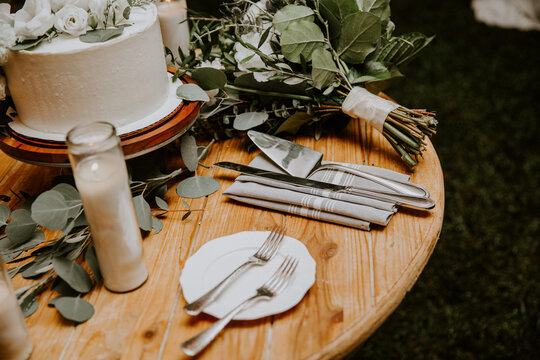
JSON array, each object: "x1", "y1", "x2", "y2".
[{"x1": 223, "y1": 154, "x2": 411, "y2": 230}]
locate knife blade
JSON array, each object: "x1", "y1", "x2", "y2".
[
  {"x1": 214, "y1": 161, "x2": 435, "y2": 210},
  {"x1": 247, "y1": 130, "x2": 429, "y2": 198}
]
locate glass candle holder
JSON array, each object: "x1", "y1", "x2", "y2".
[
  {"x1": 156, "y1": 0, "x2": 190, "y2": 59},
  {"x1": 66, "y1": 122, "x2": 148, "y2": 292},
  {"x1": 0, "y1": 255, "x2": 33, "y2": 360}
]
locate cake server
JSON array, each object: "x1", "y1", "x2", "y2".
[
  {"x1": 214, "y1": 162, "x2": 435, "y2": 210},
  {"x1": 246, "y1": 130, "x2": 429, "y2": 198}
]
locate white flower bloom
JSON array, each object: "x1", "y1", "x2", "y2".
[
  {"x1": 55, "y1": 4, "x2": 88, "y2": 36},
  {"x1": 205, "y1": 88, "x2": 220, "y2": 106},
  {"x1": 200, "y1": 58, "x2": 225, "y2": 70},
  {"x1": 108, "y1": 0, "x2": 130, "y2": 26},
  {"x1": 234, "y1": 31, "x2": 276, "y2": 82},
  {"x1": 0, "y1": 74, "x2": 7, "y2": 100},
  {"x1": 88, "y1": 0, "x2": 107, "y2": 27},
  {"x1": 0, "y1": 3, "x2": 14, "y2": 26},
  {"x1": 14, "y1": 0, "x2": 55, "y2": 41},
  {"x1": 0, "y1": 23, "x2": 16, "y2": 48},
  {"x1": 243, "y1": 0, "x2": 269, "y2": 22},
  {"x1": 51, "y1": 0, "x2": 90, "y2": 13}
]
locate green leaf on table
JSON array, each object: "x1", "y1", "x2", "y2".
[
  {"x1": 311, "y1": 47, "x2": 339, "y2": 90},
  {"x1": 180, "y1": 135, "x2": 198, "y2": 172},
  {"x1": 191, "y1": 68, "x2": 227, "y2": 90},
  {"x1": 319, "y1": 0, "x2": 358, "y2": 40},
  {"x1": 337, "y1": 12, "x2": 381, "y2": 64},
  {"x1": 155, "y1": 196, "x2": 169, "y2": 211},
  {"x1": 376, "y1": 32, "x2": 435, "y2": 66},
  {"x1": 52, "y1": 183, "x2": 82, "y2": 219},
  {"x1": 133, "y1": 195, "x2": 152, "y2": 231},
  {"x1": 177, "y1": 176, "x2": 220, "y2": 198},
  {"x1": 48, "y1": 295, "x2": 69, "y2": 307},
  {"x1": 0, "y1": 204, "x2": 10, "y2": 226},
  {"x1": 20, "y1": 295, "x2": 38, "y2": 317},
  {"x1": 5, "y1": 209, "x2": 36, "y2": 247},
  {"x1": 280, "y1": 20, "x2": 325, "y2": 63},
  {"x1": 22, "y1": 256, "x2": 53, "y2": 278},
  {"x1": 52, "y1": 277, "x2": 80, "y2": 296},
  {"x1": 54, "y1": 296, "x2": 94, "y2": 323},
  {"x1": 176, "y1": 84, "x2": 210, "y2": 102},
  {"x1": 273, "y1": 5, "x2": 315, "y2": 33},
  {"x1": 52, "y1": 257, "x2": 93, "y2": 293},
  {"x1": 31, "y1": 190, "x2": 71, "y2": 230},
  {"x1": 152, "y1": 217, "x2": 164, "y2": 235},
  {"x1": 1, "y1": 249, "x2": 22, "y2": 262},
  {"x1": 80, "y1": 28, "x2": 124, "y2": 43},
  {"x1": 274, "y1": 112, "x2": 313, "y2": 135},
  {"x1": 233, "y1": 112, "x2": 269, "y2": 131},
  {"x1": 85, "y1": 246, "x2": 102, "y2": 283}
]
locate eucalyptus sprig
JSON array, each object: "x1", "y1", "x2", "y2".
[
  {"x1": 0, "y1": 135, "x2": 218, "y2": 323},
  {"x1": 176, "y1": 0, "x2": 438, "y2": 168}
]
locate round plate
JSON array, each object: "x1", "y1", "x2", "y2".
[
  {"x1": 179, "y1": 231, "x2": 316, "y2": 320},
  {"x1": 0, "y1": 71, "x2": 201, "y2": 167}
]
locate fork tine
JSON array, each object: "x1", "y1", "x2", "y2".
[
  {"x1": 254, "y1": 225, "x2": 279, "y2": 257},
  {"x1": 259, "y1": 226, "x2": 285, "y2": 260},
  {"x1": 264, "y1": 255, "x2": 296, "y2": 292},
  {"x1": 273, "y1": 258, "x2": 298, "y2": 294}
]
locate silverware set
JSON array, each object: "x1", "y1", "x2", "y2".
[{"x1": 181, "y1": 225, "x2": 295, "y2": 356}]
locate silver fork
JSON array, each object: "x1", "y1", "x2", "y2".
[
  {"x1": 181, "y1": 255, "x2": 299, "y2": 356},
  {"x1": 183, "y1": 225, "x2": 286, "y2": 316}
]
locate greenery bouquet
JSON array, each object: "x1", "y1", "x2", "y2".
[{"x1": 174, "y1": 0, "x2": 438, "y2": 168}]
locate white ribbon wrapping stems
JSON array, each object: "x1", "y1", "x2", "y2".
[{"x1": 341, "y1": 87, "x2": 399, "y2": 133}]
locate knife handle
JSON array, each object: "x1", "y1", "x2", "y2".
[
  {"x1": 345, "y1": 187, "x2": 435, "y2": 210},
  {"x1": 314, "y1": 163, "x2": 430, "y2": 198}
]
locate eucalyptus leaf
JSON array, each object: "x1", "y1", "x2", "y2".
[
  {"x1": 1, "y1": 249, "x2": 22, "y2": 262},
  {"x1": 177, "y1": 176, "x2": 220, "y2": 198},
  {"x1": 319, "y1": 0, "x2": 358, "y2": 40},
  {"x1": 0, "y1": 204, "x2": 10, "y2": 226},
  {"x1": 180, "y1": 135, "x2": 198, "y2": 172},
  {"x1": 22, "y1": 256, "x2": 53, "y2": 279},
  {"x1": 274, "y1": 112, "x2": 313, "y2": 135},
  {"x1": 155, "y1": 196, "x2": 169, "y2": 211},
  {"x1": 182, "y1": 199, "x2": 191, "y2": 210},
  {"x1": 48, "y1": 295, "x2": 69, "y2": 307},
  {"x1": 5, "y1": 209, "x2": 36, "y2": 247},
  {"x1": 191, "y1": 68, "x2": 227, "y2": 90},
  {"x1": 54, "y1": 296, "x2": 95, "y2": 323},
  {"x1": 273, "y1": 5, "x2": 314, "y2": 33},
  {"x1": 52, "y1": 183, "x2": 82, "y2": 219},
  {"x1": 280, "y1": 20, "x2": 325, "y2": 63},
  {"x1": 152, "y1": 217, "x2": 164, "y2": 235},
  {"x1": 311, "y1": 47, "x2": 339, "y2": 90},
  {"x1": 12, "y1": 230, "x2": 45, "y2": 251},
  {"x1": 182, "y1": 211, "x2": 191, "y2": 221},
  {"x1": 337, "y1": 11, "x2": 381, "y2": 64},
  {"x1": 52, "y1": 277, "x2": 79, "y2": 296},
  {"x1": 85, "y1": 246, "x2": 102, "y2": 283},
  {"x1": 9, "y1": 35, "x2": 46, "y2": 51},
  {"x1": 20, "y1": 295, "x2": 38, "y2": 318},
  {"x1": 133, "y1": 195, "x2": 152, "y2": 231},
  {"x1": 233, "y1": 112, "x2": 269, "y2": 131},
  {"x1": 80, "y1": 28, "x2": 124, "y2": 43},
  {"x1": 176, "y1": 84, "x2": 210, "y2": 102},
  {"x1": 52, "y1": 257, "x2": 92, "y2": 293},
  {"x1": 31, "y1": 190, "x2": 70, "y2": 230}
]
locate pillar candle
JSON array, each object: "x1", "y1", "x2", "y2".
[
  {"x1": 157, "y1": 0, "x2": 190, "y2": 59},
  {"x1": 67, "y1": 123, "x2": 148, "y2": 293}
]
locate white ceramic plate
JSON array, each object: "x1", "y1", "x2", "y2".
[{"x1": 179, "y1": 231, "x2": 316, "y2": 320}]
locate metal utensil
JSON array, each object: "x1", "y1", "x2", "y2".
[
  {"x1": 181, "y1": 255, "x2": 299, "y2": 356},
  {"x1": 247, "y1": 130, "x2": 429, "y2": 198},
  {"x1": 183, "y1": 225, "x2": 285, "y2": 316},
  {"x1": 215, "y1": 162, "x2": 436, "y2": 210}
]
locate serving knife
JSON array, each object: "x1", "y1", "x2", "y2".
[
  {"x1": 247, "y1": 130, "x2": 429, "y2": 198},
  {"x1": 215, "y1": 161, "x2": 435, "y2": 210}
]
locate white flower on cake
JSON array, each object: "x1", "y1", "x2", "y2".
[
  {"x1": 0, "y1": 24, "x2": 16, "y2": 65},
  {"x1": 55, "y1": 4, "x2": 89, "y2": 36},
  {"x1": 0, "y1": 3, "x2": 14, "y2": 26},
  {"x1": 13, "y1": 0, "x2": 55, "y2": 41}
]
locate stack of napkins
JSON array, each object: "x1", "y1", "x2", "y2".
[{"x1": 223, "y1": 154, "x2": 413, "y2": 230}]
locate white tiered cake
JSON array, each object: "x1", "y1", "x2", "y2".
[{"x1": 4, "y1": 4, "x2": 177, "y2": 140}]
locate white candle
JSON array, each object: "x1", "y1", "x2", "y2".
[
  {"x1": 74, "y1": 153, "x2": 148, "y2": 292},
  {"x1": 157, "y1": 0, "x2": 190, "y2": 59},
  {"x1": 0, "y1": 283, "x2": 33, "y2": 360}
]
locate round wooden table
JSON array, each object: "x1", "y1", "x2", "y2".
[{"x1": 2, "y1": 118, "x2": 444, "y2": 359}]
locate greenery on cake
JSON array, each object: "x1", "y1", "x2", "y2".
[{"x1": 174, "y1": 0, "x2": 438, "y2": 168}]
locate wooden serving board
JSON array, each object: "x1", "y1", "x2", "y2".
[
  {"x1": 3, "y1": 117, "x2": 444, "y2": 359},
  {"x1": 0, "y1": 73, "x2": 201, "y2": 167}
]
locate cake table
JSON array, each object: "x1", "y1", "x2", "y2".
[{"x1": 2, "y1": 118, "x2": 444, "y2": 359}]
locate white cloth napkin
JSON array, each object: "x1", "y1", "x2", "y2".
[{"x1": 222, "y1": 154, "x2": 414, "y2": 230}]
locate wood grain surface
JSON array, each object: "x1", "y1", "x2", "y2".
[{"x1": 3, "y1": 118, "x2": 444, "y2": 360}]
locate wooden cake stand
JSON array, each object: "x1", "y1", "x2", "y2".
[{"x1": 0, "y1": 73, "x2": 201, "y2": 167}]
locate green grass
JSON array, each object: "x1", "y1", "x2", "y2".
[{"x1": 349, "y1": 0, "x2": 540, "y2": 358}]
